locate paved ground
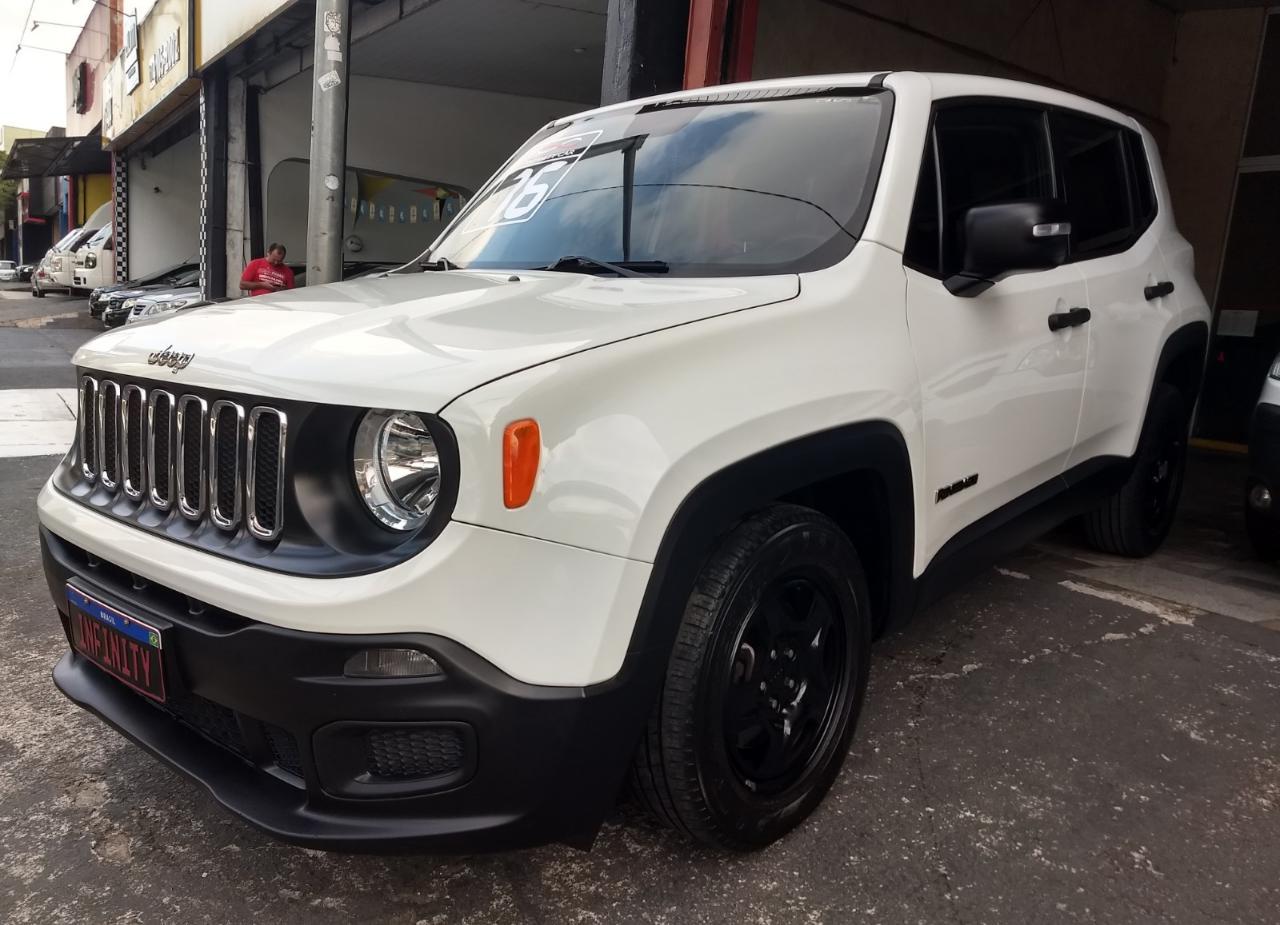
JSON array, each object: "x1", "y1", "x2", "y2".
[{"x1": 0, "y1": 290, "x2": 1277, "y2": 923}]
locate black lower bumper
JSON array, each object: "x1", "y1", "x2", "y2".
[
  {"x1": 42, "y1": 528, "x2": 650, "y2": 852},
  {"x1": 1249, "y1": 403, "x2": 1280, "y2": 521}
]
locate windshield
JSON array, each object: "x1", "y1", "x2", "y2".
[
  {"x1": 51, "y1": 228, "x2": 83, "y2": 252},
  {"x1": 427, "y1": 87, "x2": 893, "y2": 276},
  {"x1": 86, "y1": 225, "x2": 112, "y2": 249},
  {"x1": 0, "y1": 261, "x2": 13, "y2": 269}
]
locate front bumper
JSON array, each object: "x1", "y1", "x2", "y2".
[
  {"x1": 43, "y1": 527, "x2": 652, "y2": 852},
  {"x1": 1248, "y1": 402, "x2": 1280, "y2": 522}
]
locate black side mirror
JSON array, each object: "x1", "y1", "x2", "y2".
[{"x1": 945, "y1": 198, "x2": 1070, "y2": 297}]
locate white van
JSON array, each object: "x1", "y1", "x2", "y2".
[
  {"x1": 72, "y1": 224, "x2": 114, "y2": 293},
  {"x1": 40, "y1": 203, "x2": 111, "y2": 296}
]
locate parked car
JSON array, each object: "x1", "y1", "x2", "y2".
[
  {"x1": 105, "y1": 285, "x2": 205, "y2": 328},
  {"x1": 1246, "y1": 353, "x2": 1280, "y2": 561},
  {"x1": 95, "y1": 267, "x2": 201, "y2": 323},
  {"x1": 40, "y1": 73, "x2": 1209, "y2": 854},
  {"x1": 72, "y1": 225, "x2": 115, "y2": 294},
  {"x1": 0, "y1": 260, "x2": 16, "y2": 281},
  {"x1": 89, "y1": 260, "x2": 200, "y2": 317},
  {"x1": 31, "y1": 228, "x2": 85, "y2": 297},
  {"x1": 41, "y1": 204, "x2": 112, "y2": 296},
  {"x1": 18, "y1": 263, "x2": 34, "y2": 282}
]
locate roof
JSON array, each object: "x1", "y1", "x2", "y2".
[
  {"x1": 548, "y1": 71, "x2": 1139, "y2": 134},
  {"x1": 0, "y1": 134, "x2": 110, "y2": 181}
]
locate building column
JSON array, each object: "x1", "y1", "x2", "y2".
[
  {"x1": 225, "y1": 75, "x2": 249, "y2": 294},
  {"x1": 111, "y1": 153, "x2": 128, "y2": 283},
  {"x1": 683, "y1": 0, "x2": 758, "y2": 90},
  {"x1": 200, "y1": 67, "x2": 230, "y2": 300},
  {"x1": 305, "y1": 0, "x2": 352, "y2": 286},
  {"x1": 601, "y1": 0, "x2": 689, "y2": 105}
]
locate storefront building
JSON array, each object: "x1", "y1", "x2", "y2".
[{"x1": 72, "y1": 0, "x2": 1280, "y2": 445}]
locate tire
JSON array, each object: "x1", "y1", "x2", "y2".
[
  {"x1": 32, "y1": 285, "x2": 43, "y2": 298},
  {"x1": 630, "y1": 503, "x2": 871, "y2": 850},
  {"x1": 1084, "y1": 384, "x2": 1189, "y2": 557},
  {"x1": 1245, "y1": 490, "x2": 1280, "y2": 562}
]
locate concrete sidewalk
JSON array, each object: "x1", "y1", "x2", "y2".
[{"x1": 0, "y1": 389, "x2": 78, "y2": 458}]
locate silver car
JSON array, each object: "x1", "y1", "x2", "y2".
[
  {"x1": 122, "y1": 287, "x2": 207, "y2": 325},
  {"x1": 1247, "y1": 353, "x2": 1280, "y2": 561}
]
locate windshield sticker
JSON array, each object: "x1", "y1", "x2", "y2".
[{"x1": 462, "y1": 129, "x2": 603, "y2": 234}]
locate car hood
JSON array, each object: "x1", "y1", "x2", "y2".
[{"x1": 74, "y1": 270, "x2": 799, "y2": 409}]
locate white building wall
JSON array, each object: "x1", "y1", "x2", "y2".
[
  {"x1": 127, "y1": 130, "x2": 201, "y2": 278},
  {"x1": 255, "y1": 73, "x2": 580, "y2": 263}
]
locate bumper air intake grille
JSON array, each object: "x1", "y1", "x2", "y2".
[{"x1": 366, "y1": 727, "x2": 466, "y2": 780}]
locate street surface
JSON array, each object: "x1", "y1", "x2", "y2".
[{"x1": 1, "y1": 288, "x2": 1277, "y2": 924}]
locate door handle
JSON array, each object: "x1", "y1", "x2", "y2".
[
  {"x1": 1047, "y1": 307, "x2": 1091, "y2": 332},
  {"x1": 1144, "y1": 280, "x2": 1175, "y2": 300}
]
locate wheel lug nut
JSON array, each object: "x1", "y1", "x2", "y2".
[
  {"x1": 769, "y1": 649, "x2": 777, "y2": 660},
  {"x1": 784, "y1": 648, "x2": 795, "y2": 660},
  {"x1": 759, "y1": 681, "x2": 767, "y2": 692},
  {"x1": 786, "y1": 679, "x2": 796, "y2": 690},
  {"x1": 769, "y1": 698, "x2": 779, "y2": 710}
]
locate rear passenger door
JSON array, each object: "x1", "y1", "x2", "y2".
[
  {"x1": 904, "y1": 102, "x2": 1090, "y2": 564},
  {"x1": 1053, "y1": 112, "x2": 1173, "y2": 467}
]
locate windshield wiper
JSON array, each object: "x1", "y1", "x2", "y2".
[
  {"x1": 418, "y1": 257, "x2": 459, "y2": 271},
  {"x1": 543, "y1": 255, "x2": 669, "y2": 277}
]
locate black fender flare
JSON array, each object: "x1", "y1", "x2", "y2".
[
  {"x1": 1151, "y1": 319, "x2": 1210, "y2": 412},
  {"x1": 570, "y1": 422, "x2": 916, "y2": 844}
]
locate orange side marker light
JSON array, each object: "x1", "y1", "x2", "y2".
[{"x1": 503, "y1": 419, "x2": 541, "y2": 509}]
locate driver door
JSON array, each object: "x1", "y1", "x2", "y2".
[{"x1": 903, "y1": 101, "x2": 1089, "y2": 564}]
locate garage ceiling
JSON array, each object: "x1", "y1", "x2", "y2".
[
  {"x1": 350, "y1": 0, "x2": 608, "y2": 104},
  {"x1": 1155, "y1": 1, "x2": 1274, "y2": 9}
]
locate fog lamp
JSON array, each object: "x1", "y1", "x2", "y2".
[
  {"x1": 344, "y1": 648, "x2": 442, "y2": 679},
  {"x1": 1249, "y1": 484, "x2": 1273, "y2": 511}
]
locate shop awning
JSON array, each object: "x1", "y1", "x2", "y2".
[{"x1": 0, "y1": 134, "x2": 110, "y2": 180}]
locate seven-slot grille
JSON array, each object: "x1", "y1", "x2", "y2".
[{"x1": 77, "y1": 375, "x2": 287, "y2": 540}]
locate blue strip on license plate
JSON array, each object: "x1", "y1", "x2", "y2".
[{"x1": 66, "y1": 585, "x2": 162, "y2": 650}]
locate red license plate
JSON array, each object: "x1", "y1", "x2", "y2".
[{"x1": 67, "y1": 584, "x2": 167, "y2": 702}]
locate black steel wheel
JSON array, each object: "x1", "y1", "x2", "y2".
[{"x1": 630, "y1": 504, "x2": 870, "y2": 850}]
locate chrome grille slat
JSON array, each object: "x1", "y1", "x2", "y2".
[
  {"x1": 209, "y1": 400, "x2": 245, "y2": 531},
  {"x1": 120, "y1": 384, "x2": 147, "y2": 500},
  {"x1": 78, "y1": 377, "x2": 286, "y2": 541},
  {"x1": 147, "y1": 391, "x2": 175, "y2": 510},
  {"x1": 176, "y1": 395, "x2": 208, "y2": 521},
  {"x1": 246, "y1": 407, "x2": 287, "y2": 541},
  {"x1": 78, "y1": 376, "x2": 98, "y2": 481},
  {"x1": 96, "y1": 380, "x2": 121, "y2": 492}
]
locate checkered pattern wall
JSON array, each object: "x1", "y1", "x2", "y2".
[
  {"x1": 112, "y1": 153, "x2": 128, "y2": 283},
  {"x1": 198, "y1": 85, "x2": 209, "y2": 299}
]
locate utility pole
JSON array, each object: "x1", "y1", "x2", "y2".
[{"x1": 305, "y1": 0, "x2": 351, "y2": 285}]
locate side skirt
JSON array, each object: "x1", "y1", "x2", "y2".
[{"x1": 910, "y1": 455, "x2": 1131, "y2": 614}]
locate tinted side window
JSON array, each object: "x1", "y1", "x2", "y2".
[
  {"x1": 904, "y1": 135, "x2": 940, "y2": 273},
  {"x1": 1051, "y1": 112, "x2": 1134, "y2": 258},
  {"x1": 934, "y1": 105, "x2": 1053, "y2": 277},
  {"x1": 1125, "y1": 129, "x2": 1157, "y2": 228}
]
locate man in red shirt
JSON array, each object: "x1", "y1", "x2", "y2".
[{"x1": 240, "y1": 243, "x2": 296, "y2": 296}]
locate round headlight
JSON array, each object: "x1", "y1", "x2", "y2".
[{"x1": 353, "y1": 410, "x2": 442, "y2": 530}]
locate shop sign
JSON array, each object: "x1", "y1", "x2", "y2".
[
  {"x1": 149, "y1": 29, "x2": 181, "y2": 88},
  {"x1": 101, "y1": 0, "x2": 196, "y2": 148},
  {"x1": 123, "y1": 19, "x2": 140, "y2": 94},
  {"x1": 102, "y1": 70, "x2": 113, "y2": 134}
]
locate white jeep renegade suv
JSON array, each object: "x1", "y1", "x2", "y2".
[{"x1": 38, "y1": 73, "x2": 1210, "y2": 852}]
